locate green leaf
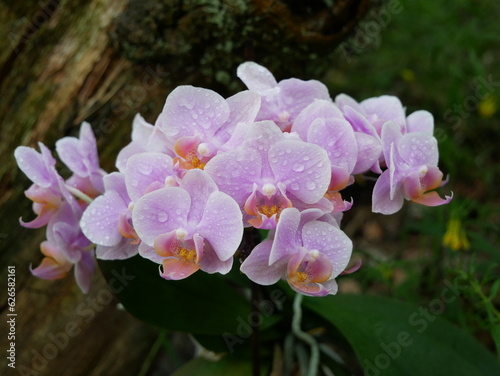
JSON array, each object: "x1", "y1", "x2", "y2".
[
  {"x1": 172, "y1": 357, "x2": 253, "y2": 376},
  {"x1": 304, "y1": 294, "x2": 500, "y2": 376},
  {"x1": 98, "y1": 256, "x2": 254, "y2": 335},
  {"x1": 492, "y1": 325, "x2": 500, "y2": 361}
]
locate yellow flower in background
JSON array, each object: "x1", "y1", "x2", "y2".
[
  {"x1": 443, "y1": 217, "x2": 470, "y2": 251},
  {"x1": 478, "y1": 96, "x2": 497, "y2": 118},
  {"x1": 401, "y1": 68, "x2": 415, "y2": 82}
]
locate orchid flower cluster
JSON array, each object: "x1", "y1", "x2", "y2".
[{"x1": 14, "y1": 62, "x2": 452, "y2": 296}]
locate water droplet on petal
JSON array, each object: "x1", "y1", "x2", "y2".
[
  {"x1": 158, "y1": 212, "x2": 169, "y2": 222},
  {"x1": 306, "y1": 181, "x2": 316, "y2": 190},
  {"x1": 293, "y1": 164, "x2": 304, "y2": 172}
]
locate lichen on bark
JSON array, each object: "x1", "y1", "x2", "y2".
[{"x1": 111, "y1": 0, "x2": 370, "y2": 89}]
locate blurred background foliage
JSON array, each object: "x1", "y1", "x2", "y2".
[{"x1": 325, "y1": 0, "x2": 500, "y2": 355}]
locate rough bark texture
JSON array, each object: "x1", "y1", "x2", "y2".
[{"x1": 0, "y1": 0, "x2": 369, "y2": 374}]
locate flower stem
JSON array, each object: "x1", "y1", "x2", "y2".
[
  {"x1": 292, "y1": 293, "x2": 320, "y2": 376},
  {"x1": 65, "y1": 184, "x2": 93, "y2": 204}
]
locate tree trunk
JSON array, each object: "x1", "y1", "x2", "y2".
[{"x1": 0, "y1": 0, "x2": 369, "y2": 374}]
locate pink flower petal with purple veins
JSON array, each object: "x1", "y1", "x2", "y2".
[
  {"x1": 352, "y1": 133, "x2": 382, "y2": 174},
  {"x1": 30, "y1": 241, "x2": 72, "y2": 280},
  {"x1": 278, "y1": 78, "x2": 331, "y2": 119},
  {"x1": 381, "y1": 121, "x2": 403, "y2": 165},
  {"x1": 361, "y1": 96, "x2": 406, "y2": 132},
  {"x1": 335, "y1": 94, "x2": 362, "y2": 113},
  {"x1": 301, "y1": 220, "x2": 352, "y2": 278},
  {"x1": 14, "y1": 143, "x2": 57, "y2": 188},
  {"x1": 132, "y1": 187, "x2": 191, "y2": 245},
  {"x1": 74, "y1": 250, "x2": 96, "y2": 294},
  {"x1": 292, "y1": 99, "x2": 344, "y2": 140},
  {"x1": 406, "y1": 110, "x2": 434, "y2": 135},
  {"x1": 178, "y1": 169, "x2": 218, "y2": 224},
  {"x1": 138, "y1": 242, "x2": 164, "y2": 264},
  {"x1": 198, "y1": 235, "x2": 234, "y2": 275},
  {"x1": 244, "y1": 121, "x2": 283, "y2": 162},
  {"x1": 307, "y1": 117, "x2": 358, "y2": 177},
  {"x1": 214, "y1": 90, "x2": 261, "y2": 144},
  {"x1": 372, "y1": 170, "x2": 405, "y2": 214},
  {"x1": 157, "y1": 86, "x2": 230, "y2": 141},
  {"x1": 197, "y1": 191, "x2": 243, "y2": 261},
  {"x1": 342, "y1": 105, "x2": 379, "y2": 138},
  {"x1": 103, "y1": 172, "x2": 130, "y2": 203},
  {"x1": 96, "y1": 237, "x2": 138, "y2": 260},
  {"x1": 125, "y1": 152, "x2": 175, "y2": 202},
  {"x1": 56, "y1": 138, "x2": 85, "y2": 175},
  {"x1": 56, "y1": 122, "x2": 104, "y2": 192},
  {"x1": 241, "y1": 240, "x2": 285, "y2": 285},
  {"x1": 269, "y1": 207, "x2": 301, "y2": 264},
  {"x1": 204, "y1": 147, "x2": 262, "y2": 206},
  {"x1": 269, "y1": 139, "x2": 331, "y2": 204},
  {"x1": 237, "y1": 62, "x2": 279, "y2": 94},
  {"x1": 397, "y1": 133, "x2": 439, "y2": 167},
  {"x1": 81, "y1": 190, "x2": 127, "y2": 246}
]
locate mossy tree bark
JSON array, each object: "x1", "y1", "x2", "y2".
[{"x1": 0, "y1": 0, "x2": 369, "y2": 374}]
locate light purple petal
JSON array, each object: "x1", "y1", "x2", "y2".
[
  {"x1": 197, "y1": 191, "x2": 243, "y2": 261},
  {"x1": 205, "y1": 147, "x2": 262, "y2": 206},
  {"x1": 381, "y1": 121, "x2": 403, "y2": 165},
  {"x1": 96, "y1": 238, "x2": 139, "y2": 260},
  {"x1": 56, "y1": 137, "x2": 86, "y2": 176},
  {"x1": 103, "y1": 172, "x2": 130, "y2": 204},
  {"x1": 237, "y1": 62, "x2": 279, "y2": 93},
  {"x1": 278, "y1": 78, "x2": 331, "y2": 119},
  {"x1": 241, "y1": 240, "x2": 285, "y2": 285},
  {"x1": 269, "y1": 208, "x2": 301, "y2": 264},
  {"x1": 301, "y1": 221, "x2": 352, "y2": 278},
  {"x1": 125, "y1": 152, "x2": 175, "y2": 202},
  {"x1": 74, "y1": 250, "x2": 96, "y2": 294},
  {"x1": 215, "y1": 90, "x2": 261, "y2": 144},
  {"x1": 138, "y1": 242, "x2": 164, "y2": 264},
  {"x1": 197, "y1": 234, "x2": 233, "y2": 274},
  {"x1": 178, "y1": 169, "x2": 218, "y2": 224},
  {"x1": 406, "y1": 110, "x2": 434, "y2": 135},
  {"x1": 14, "y1": 145, "x2": 55, "y2": 188},
  {"x1": 361, "y1": 96, "x2": 406, "y2": 130},
  {"x1": 292, "y1": 99, "x2": 343, "y2": 140},
  {"x1": 270, "y1": 140, "x2": 331, "y2": 204},
  {"x1": 372, "y1": 170, "x2": 404, "y2": 215},
  {"x1": 397, "y1": 133, "x2": 439, "y2": 167},
  {"x1": 307, "y1": 117, "x2": 358, "y2": 173},
  {"x1": 158, "y1": 86, "x2": 230, "y2": 140},
  {"x1": 352, "y1": 133, "x2": 382, "y2": 174},
  {"x1": 342, "y1": 105, "x2": 379, "y2": 138},
  {"x1": 80, "y1": 191, "x2": 127, "y2": 246},
  {"x1": 132, "y1": 187, "x2": 191, "y2": 245},
  {"x1": 335, "y1": 93, "x2": 362, "y2": 113}
]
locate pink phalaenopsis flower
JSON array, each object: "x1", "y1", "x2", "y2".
[
  {"x1": 56, "y1": 122, "x2": 106, "y2": 197},
  {"x1": 155, "y1": 85, "x2": 260, "y2": 172},
  {"x1": 132, "y1": 169, "x2": 243, "y2": 280},
  {"x1": 31, "y1": 202, "x2": 96, "y2": 293},
  {"x1": 205, "y1": 121, "x2": 332, "y2": 229},
  {"x1": 237, "y1": 62, "x2": 331, "y2": 132},
  {"x1": 14, "y1": 142, "x2": 79, "y2": 228},
  {"x1": 372, "y1": 122, "x2": 452, "y2": 214},
  {"x1": 241, "y1": 208, "x2": 352, "y2": 296}
]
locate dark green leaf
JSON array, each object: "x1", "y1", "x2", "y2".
[
  {"x1": 304, "y1": 294, "x2": 500, "y2": 376},
  {"x1": 99, "y1": 256, "x2": 254, "y2": 335},
  {"x1": 171, "y1": 357, "x2": 253, "y2": 376}
]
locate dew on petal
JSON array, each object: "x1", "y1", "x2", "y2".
[
  {"x1": 158, "y1": 212, "x2": 169, "y2": 222},
  {"x1": 306, "y1": 181, "x2": 316, "y2": 190}
]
